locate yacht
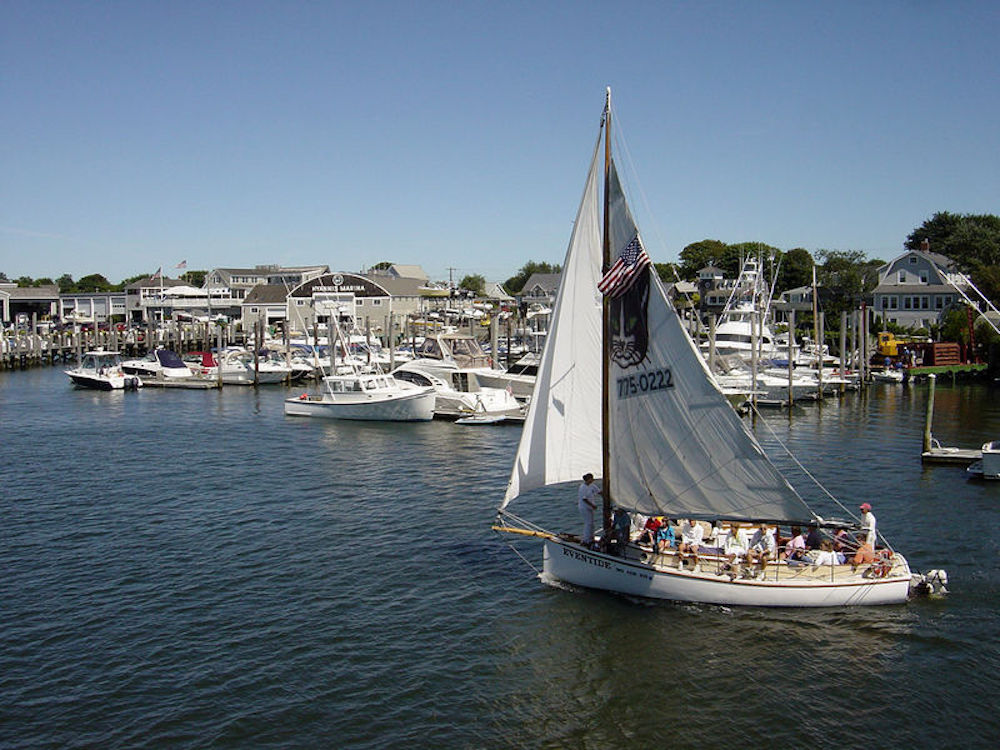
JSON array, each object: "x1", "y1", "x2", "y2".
[{"x1": 66, "y1": 350, "x2": 142, "y2": 390}]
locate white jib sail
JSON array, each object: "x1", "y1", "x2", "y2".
[{"x1": 501, "y1": 136, "x2": 604, "y2": 509}]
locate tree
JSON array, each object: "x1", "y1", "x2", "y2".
[
  {"x1": 56, "y1": 274, "x2": 75, "y2": 293},
  {"x1": 75, "y1": 274, "x2": 113, "y2": 292},
  {"x1": 0, "y1": 271, "x2": 8, "y2": 282},
  {"x1": 678, "y1": 239, "x2": 729, "y2": 279},
  {"x1": 814, "y1": 250, "x2": 880, "y2": 320},
  {"x1": 775, "y1": 248, "x2": 814, "y2": 294},
  {"x1": 16, "y1": 276, "x2": 33, "y2": 287},
  {"x1": 459, "y1": 274, "x2": 485, "y2": 295},
  {"x1": 370, "y1": 261, "x2": 393, "y2": 271},
  {"x1": 34, "y1": 277, "x2": 54, "y2": 287},
  {"x1": 906, "y1": 211, "x2": 1000, "y2": 306},
  {"x1": 504, "y1": 261, "x2": 561, "y2": 295}
]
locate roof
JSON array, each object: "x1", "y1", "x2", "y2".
[
  {"x1": 387, "y1": 264, "x2": 428, "y2": 281},
  {"x1": 243, "y1": 284, "x2": 291, "y2": 304},
  {"x1": 521, "y1": 272, "x2": 561, "y2": 294},
  {"x1": 3, "y1": 284, "x2": 60, "y2": 300},
  {"x1": 359, "y1": 274, "x2": 425, "y2": 296},
  {"x1": 124, "y1": 276, "x2": 187, "y2": 291}
]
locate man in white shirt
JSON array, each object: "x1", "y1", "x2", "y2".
[
  {"x1": 578, "y1": 473, "x2": 601, "y2": 546},
  {"x1": 677, "y1": 519, "x2": 704, "y2": 570},
  {"x1": 859, "y1": 502, "x2": 877, "y2": 547},
  {"x1": 745, "y1": 522, "x2": 777, "y2": 577}
]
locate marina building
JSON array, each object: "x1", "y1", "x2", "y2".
[{"x1": 872, "y1": 248, "x2": 969, "y2": 330}]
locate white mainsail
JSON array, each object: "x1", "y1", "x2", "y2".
[
  {"x1": 501, "y1": 136, "x2": 604, "y2": 508},
  {"x1": 605, "y1": 162, "x2": 809, "y2": 521},
  {"x1": 503, "y1": 148, "x2": 812, "y2": 524}
]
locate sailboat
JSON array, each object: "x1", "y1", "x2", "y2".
[{"x1": 494, "y1": 90, "x2": 935, "y2": 607}]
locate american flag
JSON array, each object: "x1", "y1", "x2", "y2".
[
  {"x1": 598, "y1": 234, "x2": 651, "y2": 297},
  {"x1": 176, "y1": 260, "x2": 187, "y2": 269}
]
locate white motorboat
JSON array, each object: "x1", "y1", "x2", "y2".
[
  {"x1": 65, "y1": 350, "x2": 142, "y2": 390},
  {"x1": 872, "y1": 368, "x2": 905, "y2": 384},
  {"x1": 495, "y1": 90, "x2": 939, "y2": 607},
  {"x1": 967, "y1": 440, "x2": 1000, "y2": 480},
  {"x1": 393, "y1": 362, "x2": 524, "y2": 422},
  {"x1": 122, "y1": 349, "x2": 195, "y2": 380},
  {"x1": 218, "y1": 348, "x2": 293, "y2": 385},
  {"x1": 406, "y1": 332, "x2": 535, "y2": 401},
  {"x1": 284, "y1": 371, "x2": 435, "y2": 421}
]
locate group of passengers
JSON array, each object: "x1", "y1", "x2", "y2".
[{"x1": 629, "y1": 501, "x2": 883, "y2": 579}]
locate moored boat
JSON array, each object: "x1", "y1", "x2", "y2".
[
  {"x1": 284, "y1": 371, "x2": 435, "y2": 421},
  {"x1": 65, "y1": 350, "x2": 142, "y2": 390}
]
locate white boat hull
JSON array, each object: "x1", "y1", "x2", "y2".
[
  {"x1": 542, "y1": 538, "x2": 910, "y2": 607},
  {"x1": 283, "y1": 390, "x2": 435, "y2": 421}
]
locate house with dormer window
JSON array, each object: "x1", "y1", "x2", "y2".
[{"x1": 871, "y1": 248, "x2": 969, "y2": 330}]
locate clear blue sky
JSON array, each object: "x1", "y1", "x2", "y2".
[{"x1": 2, "y1": 1, "x2": 998, "y2": 285}]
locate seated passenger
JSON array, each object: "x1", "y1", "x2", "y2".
[
  {"x1": 810, "y1": 539, "x2": 838, "y2": 567},
  {"x1": 701, "y1": 522, "x2": 728, "y2": 555},
  {"x1": 804, "y1": 524, "x2": 824, "y2": 551},
  {"x1": 721, "y1": 523, "x2": 748, "y2": 578},
  {"x1": 610, "y1": 507, "x2": 632, "y2": 551},
  {"x1": 677, "y1": 518, "x2": 704, "y2": 570},
  {"x1": 781, "y1": 526, "x2": 807, "y2": 565},
  {"x1": 653, "y1": 518, "x2": 675, "y2": 553},
  {"x1": 851, "y1": 539, "x2": 876, "y2": 571},
  {"x1": 745, "y1": 522, "x2": 776, "y2": 576},
  {"x1": 637, "y1": 516, "x2": 664, "y2": 548}
]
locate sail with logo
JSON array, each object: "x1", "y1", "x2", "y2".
[{"x1": 495, "y1": 89, "x2": 931, "y2": 607}]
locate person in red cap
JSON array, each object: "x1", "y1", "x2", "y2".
[{"x1": 859, "y1": 502, "x2": 877, "y2": 547}]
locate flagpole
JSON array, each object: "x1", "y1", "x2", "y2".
[{"x1": 601, "y1": 87, "x2": 613, "y2": 533}]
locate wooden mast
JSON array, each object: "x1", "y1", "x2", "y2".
[{"x1": 601, "y1": 87, "x2": 613, "y2": 532}]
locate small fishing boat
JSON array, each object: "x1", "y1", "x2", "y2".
[
  {"x1": 284, "y1": 371, "x2": 435, "y2": 421},
  {"x1": 65, "y1": 350, "x2": 142, "y2": 390}
]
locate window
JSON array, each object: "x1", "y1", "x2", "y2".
[
  {"x1": 371, "y1": 299, "x2": 382, "y2": 306},
  {"x1": 903, "y1": 297, "x2": 912, "y2": 310},
  {"x1": 935, "y1": 296, "x2": 944, "y2": 310},
  {"x1": 920, "y1": 270, "x2": 928, "y2": 283},
  {"x1": 909, "y1": 255, "x2": 918, "y2": 264},
  {"x1": 898, "y1": 271, "x2": 906, "y2": 283},
  {"x1": 921, "y1": 296, "x2": 929, "y2": 310}
]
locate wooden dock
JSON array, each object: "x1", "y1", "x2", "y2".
[{"x1": 921, "y1": 445, "x2": 982, "y2": 466}]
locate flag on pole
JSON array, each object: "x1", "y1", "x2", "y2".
[
  {"x1": 598, "y1": 234, "x2": 651, "y2": 297},
  {"x1": 152, "y1": 267, "x2": 162, "y2": 280},
  {"x1": 176, "y1": 260, "x2": 187, "y2": 269}
]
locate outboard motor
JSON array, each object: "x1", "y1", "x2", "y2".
[{"x1": 910, "y1": 569, "x2": 949, "y2": 597}]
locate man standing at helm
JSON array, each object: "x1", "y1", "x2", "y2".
[
  {"x1": 578, "y1": 473, "x2": 602, "y2": 547},
  {"x1": 859, "y1": 502, "x2": 877, "y2": 547}
]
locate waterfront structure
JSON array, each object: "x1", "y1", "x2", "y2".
[
  {"x1": 1, "y1": 283, "x2": 59, "y2": 326},
  {"x1": 519, "y1": 272, "x2": 560, "y2": 309},
  {"x1": 872, "y1": 248, "x2": 969, "y2": 330}
]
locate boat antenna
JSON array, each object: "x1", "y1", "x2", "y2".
[{"x1": 601, "y1": 86, "x2": 613, "y2": 532}]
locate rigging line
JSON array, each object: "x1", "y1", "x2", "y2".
[
  {"x1": 747, "y1": 400, "x2": 858, "y2": 523},
  {"x1": 609, "y1": 109, "x2": 673, "y2": 264}
]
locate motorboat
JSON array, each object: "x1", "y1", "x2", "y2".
[
  {"x1": 406, "y1": 332, "x2": 534, "y2": 401},
  {"x1": 65, "y1": 350, "x2": 142, "y2": 390},
  {"x1": 218, "y1": 348, "x2": 293, "y2": 385},
  {"x1": 284, "y1": 371, "x2": 435, "y2": 421},
  {"x1": 967, "y1": 440, "x2": 1000, "y2": 480},
  {"x1": 122, "y1": 349, "x2": 195, "y2": 380},
  {"x1": 393, "y1": 362, "x2": 524, "y2": 421}
]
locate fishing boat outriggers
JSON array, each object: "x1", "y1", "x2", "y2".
[{"x1": 494, "y1": 89, "x2": 941, "y2": 607}]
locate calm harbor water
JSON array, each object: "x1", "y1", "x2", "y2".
[{"x1": 2, "y1": 367, "x2": 999, "y2": 748}]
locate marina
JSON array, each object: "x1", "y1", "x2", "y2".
[{"x1": 2, "y1": 364, "x2": 999, "y2": 747}]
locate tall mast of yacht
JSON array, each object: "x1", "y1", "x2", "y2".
[{"x1": 601, "y1": 86, "x2": 613, "y2": 531}]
